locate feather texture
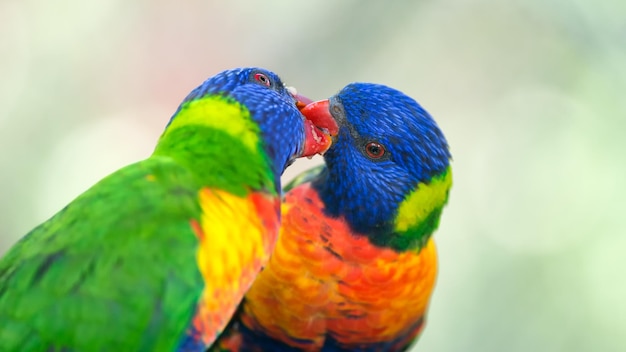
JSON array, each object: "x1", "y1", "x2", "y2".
[
  {"x1": 0, "y1": 67, "x2": 330, "y2": 351},
  {"x1": 212, "y1": 82, "x2": 451, "y2": 351}
]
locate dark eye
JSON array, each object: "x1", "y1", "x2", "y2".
[
  {"x1": 365, "y1": 142, "x2": 385, "y2": 159},
  {"x1": 254, "y1": 73, "x2": 271, "y2": 87}
]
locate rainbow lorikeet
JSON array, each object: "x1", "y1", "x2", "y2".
[
  {"x1": 212, "y1": 82, "x2": 452, "y2": 351},
  {"x1": 0, "y1": 67, "x2": 337, "y2": 351}
]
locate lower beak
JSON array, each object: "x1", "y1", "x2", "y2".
[{"x1": 294, "y1": 98, "x2": 339, "y2": 157}]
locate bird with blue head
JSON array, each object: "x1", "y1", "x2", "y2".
[
  {"x1": 212, "y1": 82, "x2": 452, "y2": 351},
  {"x1": 0, "y1": 67, "x2": 337, "y2": 352}
]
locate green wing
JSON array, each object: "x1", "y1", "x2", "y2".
[
  {"x1": 0, "y1": 156, "x2": 204, "y2": 351},
  {"x1": 282, "y1": 164, "x2": 326, "y2": 194}
]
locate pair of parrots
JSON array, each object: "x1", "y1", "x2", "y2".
[{"x1": 0, "y1": 67, "x2": 451, "y2": 352}]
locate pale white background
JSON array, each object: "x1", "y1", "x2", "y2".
[{"x1": 1, "y1": 1, "x2": 624, "y2": 351}]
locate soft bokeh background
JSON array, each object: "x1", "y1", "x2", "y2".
[{"x1": 1, "y1": 0, "x2": 624, "y2": 350}]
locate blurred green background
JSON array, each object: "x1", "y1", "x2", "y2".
[{"x1": 1, "y1": 0, "x2": 624, "y2": 350}]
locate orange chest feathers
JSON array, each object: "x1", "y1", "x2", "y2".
[{"x1": 241, "y1": 183, "x2": 438, "y2": 349}]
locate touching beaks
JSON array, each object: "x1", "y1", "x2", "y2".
[
  {"x1": 300, "y1": 99, "x2": 339, "y2": 137},
  {"x1": 290, "y1": 98, "x2": 338, "y2": 158},
  {"x1": 299, "y1": 99, "x2": 340, "y2": 157}
]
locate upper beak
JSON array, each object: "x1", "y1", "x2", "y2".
[
  {"x1": 294, "y1": 93, "x2": 314, "y2": 110},
  {"x1": 299, "y1": 99, "x2": 339, "y2": 137}
]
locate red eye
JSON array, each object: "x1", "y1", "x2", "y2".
[
  {"x1": 365, "y1": 142, "x2": 385, "y2": 159},
  {"x1": 254, "y1": 73, "x2": 271, "y2": 87}
]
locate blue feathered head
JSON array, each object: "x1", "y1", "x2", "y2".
[{"x1": 310, "y1": 83, "x2": 452, "y2": 250}]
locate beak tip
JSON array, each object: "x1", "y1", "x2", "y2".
[{"x1": 294, "y1": 93, "x2": 314, "y2": 109}]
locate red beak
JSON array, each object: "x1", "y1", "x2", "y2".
[
  {"x1": 294, "y1": 97, "x2": 339, "y2": 157},
  {"x1": 299, "y1": 99, "x2": 339, "y2": 136}
]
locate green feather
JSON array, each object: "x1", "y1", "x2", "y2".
[
  {"x1": 0, "y1": 157, "x2": 204, "y2": 350},
  {"x1": 0, "y1": 93, "x2": 278, "y2": 350}
]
